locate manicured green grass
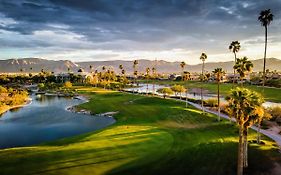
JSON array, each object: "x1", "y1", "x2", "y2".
[
  {"x1": 0, "y1": 88, "x2": 280, "y2": 175},
  {"x1": 140, "y1": 80, "x2": 281, "y2": 103}
]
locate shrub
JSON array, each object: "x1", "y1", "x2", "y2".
[
  {"x1": 171, "y1": 85, "x2": 186, "y2": 97},
  {"x1": 204, "y1": 98, "x2": 218, "y2": 107},
  {"x1": 267, "y1": 106, "x2": 281, "y2": 124},
  {"x1": 64, "y1": 81, "x2": 73, "y2": 88},
  {"x1": 157, "y1": 87, "x2": 173, "y2": 98},
  {"x1": 265, "y1": 79, "x2": 281, "y2": 88},
  {"x1": 0, "y1": 86, "x2": 8, "y2": 93}
]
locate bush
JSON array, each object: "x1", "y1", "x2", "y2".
[
  {"x1": 265, "y1": 79, "x2": 281, "y2": 88},
  {"x1": 64, "y1": 81, "x2": 73, "y2": 88},
  {"x1": 204, "y1": 98, "x2": 218, "y2": 107},
  {"x1": 157, "y1": 87, "x2": 173, "y2": 98},
  {"x1": 171, "y1": 85, "x2": 186, "y2": 97},
  {"x1": 0, "y1": 86, "x2": 8, "y2": 93},
  {"x1": 267, "y1": 106, "x2": 281, "y2": 123}
]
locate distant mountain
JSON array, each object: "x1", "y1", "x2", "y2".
[
  {"x1": 0, "y1": 58, "x2": 79, "y2": 73},
  {"x1": 0, "y1": 58, "x2": 281, "y2": 74}
]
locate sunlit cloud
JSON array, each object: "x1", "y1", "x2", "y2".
[{"x1": 0, "y1": 0, "x2": 280, "y2": 64}]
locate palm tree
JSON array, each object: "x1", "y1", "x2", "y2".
[
  {"x1": 119, "y1": 64, "x2": 123, "y2": 75},
  {"x1": 89, "y1": 65, "x2": 93, "y2": 73},
  {"x1": 213, "y1": 68, "x2": 225, "y2": 121},
  {"x1": 233, "y1": 57, "x2": 253, "y2": 86},
  {"x1": 145, "y1": 67, "x2": 150, "y2": 95},
  {"x1": 180, "y1": 61, "x2": 186, "y2": 81},
  {"x1": 258, "y1": 9, "x2": 273, "y2": 91},
  {"x1": 183, "y1": 71, "x2": 191, "y2": 108},
  {"x1": 152, "y1": 66, "x2": 156, "y2": 96},
  {"x1": 133, "y1": 60, "x2": 138, "y2": 93},
  {"x1": 200, "y1": 53, "x2": 207, "y2": 114},
  {"x1": 102, "y1": 66, "x2": 106, "y2": 72},
  {"x1": 225, "y1": 88, "x2": 264, "y2": 174},
  {"x1": 229, "y1": 41, "x2": 241, "y2": 86}
]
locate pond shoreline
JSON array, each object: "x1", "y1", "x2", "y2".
[
  {"x1": 66, "y1": 95, "x2": 118, "y2": 118},
  {"x1": 0, "y1": 98, "x2": 32, "y2": 116}
]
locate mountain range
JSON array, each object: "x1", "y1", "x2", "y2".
[{"x1": 0, "y1": 58, "x2": 280, "y2": 74}]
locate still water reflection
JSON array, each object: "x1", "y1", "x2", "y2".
[{"x1": 0, "y1": 95, "x2": 115, "y2": 149}]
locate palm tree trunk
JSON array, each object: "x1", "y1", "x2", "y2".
[
  {"x1": 146, "y1": 78, "x2": 148, "y2": 96},
  {"x1": 182, "y1": 68, "x2": 184, "y2": 81},
  {"x1": 180, "y1": 92, "x2": 182, "y2": 100},
  {"x1": 257, "y1": 122, "x2": 261, "y2": 144},
  {"x1": 237, "y1": 126, "x2": 244, "y2": 175},
  {"x1": 263, "y1": 26, "x2": 267, "y2": 92},
  {"x1": 185, "y1": 90, "x2": 188, "y2": 108},
  {"x1": 233, "y1": 52, "x2": 237, "y2": 88},
  {"x1": 201, "y1": 61, "x2": 205, "y2": 114},
  {"x1": 243, "y1": 127, "x2": 248, "y2": 168},
  {"x1": 217, "y1": 80, "x2": 220, "y2": 121},
  {"x1": 153, "y1": 79, "x2": 155, "y2": 96}
]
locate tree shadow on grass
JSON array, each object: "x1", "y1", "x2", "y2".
[
  {"x1": 107, "y1": 141, "x2": 281, "y2": 175},
  {"x1": 0, "y1": 125, "x2": 172, "y2": 175}
]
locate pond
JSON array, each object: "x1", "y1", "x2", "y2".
[{"x1": 0, "y1": 95, "x2": 115, "y2": 149}]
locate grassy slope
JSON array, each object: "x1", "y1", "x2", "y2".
[
  {"x1": 141, "y1": 80, "x2": 281, "y2": 103},
  {"x1": 0, "y1": 88, "x2": 280, "y2": 175}
]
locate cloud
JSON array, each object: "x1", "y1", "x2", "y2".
[{"x1": 0, "y1": 0, "x2": 280, "y2": 64}]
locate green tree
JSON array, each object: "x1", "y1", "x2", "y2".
[
  {"x1": 233, "y1": 57, "x2": 253, "y2": 86},
  {"x1": 200, "y1": 53, "x2": 207, "y2": 114},
  {"x1": 225, "y1": 88, "x2": 265, "y2": 175},
  {"x1": 229, "y1": 41, "x2": 241, "y2": 86},
  {"x1": 38, "y1": 83, "x2": 45, "y2": 91},
  {"x1": 213, "y1": 68, "x2": 225, "y2": 121},
  {"x1": 171, "y1": 85, "x2": 186, "y2": 99},
  {"x1": 157, "y1": 87, "x2": 173, "y2": 99},
  {"x1": 258, "y1": 9, "x2": 273, "y2": 91}
]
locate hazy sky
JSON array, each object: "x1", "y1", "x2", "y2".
[{"x1": 0, "y1": 0, "x2": 280, "y2": 64}]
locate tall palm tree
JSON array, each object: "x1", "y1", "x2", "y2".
[
  {"x1": 133, "y1": 60, "x2": 138, "y2": 93},
  {"x1": 89, "y1": 65, "x2": 93, "y2": 73},
  {"x1": 152, "y1": 66, "x2": 156, "y2": 96},
  {"x1": 119, "y1": 64, "x2": 123, "y2": 75},
  {"x1": 213, "y1": 68, "x2": 225, "y2": 121},
  {"x1": 102, "y1": 66, "x2": 106, "y2": 72},
  {"x1": 233, "y1": 57, "x2": 253, "y2": 86},
  {"x1": 258, "y1": 9, "x2": 273, "y2": 91},
  {"x1": 145, "y1": 67, "x2": 150, "y2": 95},
  {"x1": 229, "y1": 41, "x2": 241, "y2": 86},
  {"x1": 225, "y1": 88, "x2": 264, "y2": 175},
  {"x1": 119, "y1": 65, "x2": 125, "y2": 89},
  {"x1": 200, "y1": 53, "x2": 207, "y2": 114},
  {"x1": 180, "y1": 61, "x2": 186, "y2": 81}
]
